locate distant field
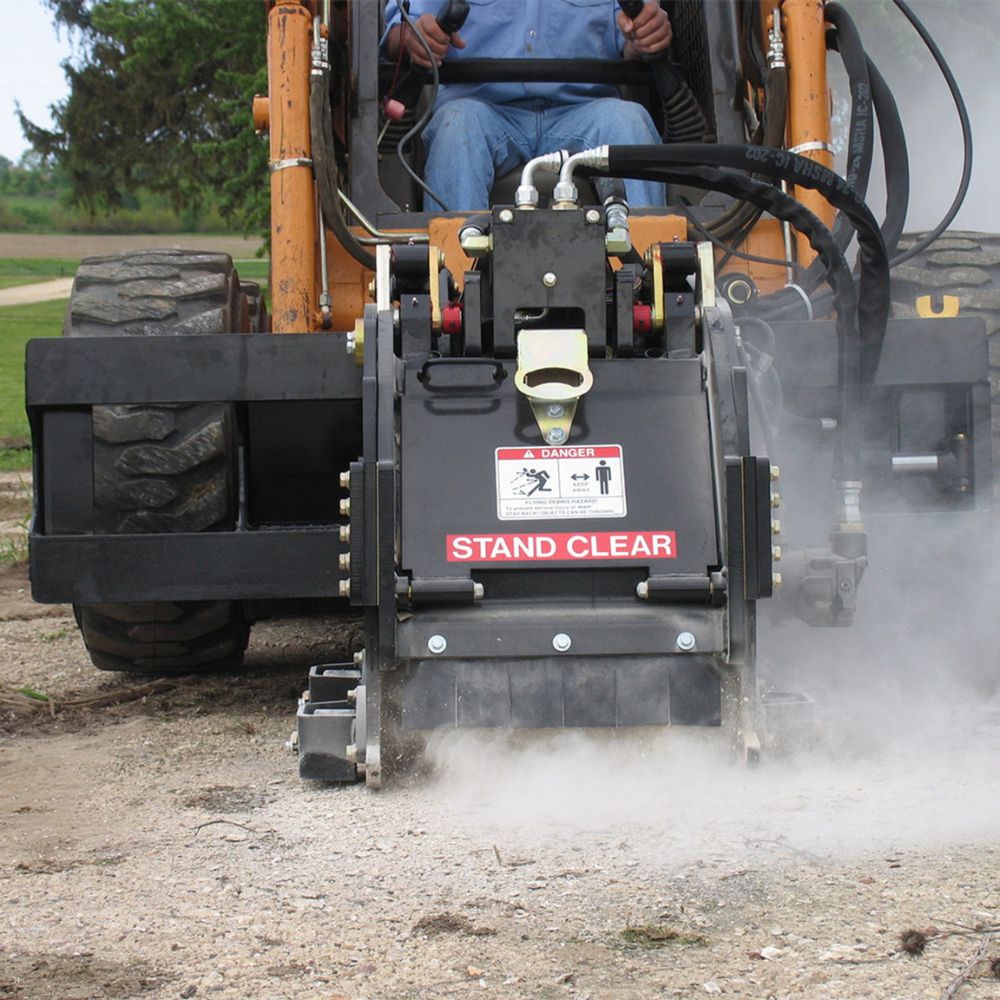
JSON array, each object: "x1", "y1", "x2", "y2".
[
  {"x1": 0, "y1": 258, "x2": 80, "y2": 290},
  {"x1": 0, "y1": 232, "x2": 264, "y2": 261}
]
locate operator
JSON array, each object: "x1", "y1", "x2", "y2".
[{"x1": 383, "y1": 0, "x2": 671, "y2": 211}]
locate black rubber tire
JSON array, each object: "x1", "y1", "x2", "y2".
[
  {"x1": 65, "y1": 249, "x2": 250, "y2": 674},
  {"x1": 891, "y1": 231, "x2": 1000, "y2": 498}
]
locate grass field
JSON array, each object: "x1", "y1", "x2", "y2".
[
  {"x1": 0, "y1": 298, "x2": 65, "y2": 468},
  {"x1": 0, "y1": 258, "x2": 80, "y2": 289}
]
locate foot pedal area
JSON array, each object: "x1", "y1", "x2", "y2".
[{"x1": 293, "y1": 664, "x2": 362, "y2": 782}]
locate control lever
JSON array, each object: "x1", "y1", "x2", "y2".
[
  {"x1": 389, "y1": 0, "x2": 471, "y2": 112},
  {"x1": 617, "y1": 0, "x2": 710, "y2": 142}
]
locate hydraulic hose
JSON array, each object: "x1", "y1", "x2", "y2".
[
  {"x1": 591, "y1": 157, "x2": 863, "y2": 481},
  {"x1": 605, "y1": 143, "x2": 889, "y2": 390},
  {"x1": 310, "y1": 41, "x2": 377, "y2": 270},
  {"x1": 889, "y1": 0, "x2": 972, "y2": 265}
]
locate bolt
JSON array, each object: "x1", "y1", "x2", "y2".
[
  {"x1": 353, "y1": 650, "x2": 364, "y2": 666},
  {"x1": 772, "y1": 572, "x2": 783, "y2": 591},
  {"x1": 676, "y1": 631, "x2": 696, "y2": 652},
  {"x1": 346, "y1": 687, "x2": 357, "y2": 703},
  {"x1": 676, "y1": 295, "x2": 685, "y2": 305},
  {"x1": 473, "y1": 582, "x2": 485, "y2": 600},
  {"x1": 499, "y1": 208, "x2": 514, "y2": 223},
  {"x1": 427, "y1": 634, "x2": 447, "y2": 654},
  {"x1": 772, "y1": 545, "x2": 782, "y2": 562},
  {"x1": 345, "y1": 743, "x2": 358, "y2": 763},
  {"x1": 546, "y1": 427, "x2": 567, "y2": 444},
  {"x1": 770, "y1": 492, "x2": 781, "y2": 508},
  {"x1": 546, "y1": 403, "x2": 565, "y2": 418},
  {"x1": 636, "y1": 581, "x2": 649, "y2": 599},
  {"x1": 552, "y1": 633, "x2": 572, "y2": 652},
  {"x1": 770, "y1": 464, "x2": 780, "y2": 481},
  {"x1": 339, "y1": 470, "x2": 351, "y2": 489},
  {"x1": 542, "y1": 271, "x2": 558, "y2": 287},
  {"x1": 346, "y1": 332, "x2": 356, "y2": 356},
  {"x1": 285, "y1": 730, "x2": 299, "y2": 753},
  {"x1": 771, "y1": 518, "x2": 781, "y2": 536},
  {"x1": 339, "y1": 525, "x2": 351, "y2": 543},
  {"x1": 339, "y1": 498, "x2": 351, "y2": 516},
  {"x1": 585, "y1": 208, "x2": 601, "y2": 224},
  {"x1": 338, "y1": 579, "x2": 351, "y2": 598},
  {"x1": 839, "y1": 579, "x2": 853, "y2": 592},
  {"x1": 338, "y1": 553, "x2": 351, "y2": 571}
]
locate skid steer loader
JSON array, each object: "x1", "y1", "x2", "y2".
[{"x1": 25, "y1": 0, "x2": 991, "y2": 786}]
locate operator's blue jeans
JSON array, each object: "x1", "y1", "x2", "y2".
[{"x1": 422, "y1": 97, "x2": 666, "y2": 211}]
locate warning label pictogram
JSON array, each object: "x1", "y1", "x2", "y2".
[{"x1": 495, "y1": 445, "x2": 626, "y2": 520}]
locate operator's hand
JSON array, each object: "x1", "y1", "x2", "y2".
[
  {"x1": 618, "y1": 0, "x2": 672, "y2": 58},
  {"x1": 397, "y1": 12, "x2": 465, "y2": 68}
]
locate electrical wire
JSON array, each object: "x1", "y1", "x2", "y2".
[{"x1": 396, "y1": 5, "x2": 452, "y2": 211}]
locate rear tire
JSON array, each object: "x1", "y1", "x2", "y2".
[{"x1": 65, "y1": 249, "x2": 250, "y2": 675}]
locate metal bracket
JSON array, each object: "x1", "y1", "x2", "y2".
[{"x1": 514, "y1": 329, "x2": 594, "y2": 444}]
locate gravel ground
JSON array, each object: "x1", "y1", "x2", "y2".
[{"x1": 1, "y1": 483, "x2": 999, "y2": 1000}]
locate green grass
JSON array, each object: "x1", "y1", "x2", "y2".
[
  {"x1": 0, "y1": 258, "x2": 81, "y2": 290},
  {"x1": 0, "y1": 299, "x2": 66, "y2": 448}
]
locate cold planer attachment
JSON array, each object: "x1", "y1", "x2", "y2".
[{"x1": 296, "y1": 208, "x2": 778, "y2": 786}]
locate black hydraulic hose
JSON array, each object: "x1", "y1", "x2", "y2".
[
  {"x1": 310, "y1": 57, "x2": 377, "y2": 270},
  {"x1": 888, "y1": 0, "x2": 972, "y2": 266},
  {"x1": 826, "y1": 4, "x2": 874, "y2": 202},
  {"x1": 867, "y1": 54, "x2": 909, "y2": 258},
  {"x1": 606, "y1": 144, "x2": 889, "y2": 385},
  {"x1": 591, "y1": 159, "x2": 862, "y2": 480}
]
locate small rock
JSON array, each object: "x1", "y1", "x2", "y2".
[
  {"x1": 527, "y1": 880, "x2": 547, "y2": 890},
  {"x1": 180, "y1": 988, "x2": 198, "y2": 999},
  {"x1": 555, "y1": 972, "x2": 574, "y2": 985},
  {"x1": 759, "y1": 946, "x2": 784, "y2": 960},
  {"x1": 467, "y1": 966, "x2": 483, "y2": 978},
  {"x1": 703, "y1": 982, "x2": 722, "y2": 995}
]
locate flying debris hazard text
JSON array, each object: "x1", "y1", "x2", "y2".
[{"x1": 495, "y1": 445, "x2": 626, "y2": 520}]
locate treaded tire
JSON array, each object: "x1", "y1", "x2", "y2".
[
  {"x1": 65, "y1": 249, "x2": 250, "y2": 674},
  {"x1": 891, "y1": 231, "x2": 1000, "y2": 499}
]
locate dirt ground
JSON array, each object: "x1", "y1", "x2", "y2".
[
  {"x1": 1, "y1": 474, "x2": 999, "y2": 999},
  {"x1": 0, "y1": 234, "x2": 264, "y2": 261}
]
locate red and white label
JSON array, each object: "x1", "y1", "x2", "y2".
[
  {"x1": 447, "y1": 531, "x2": 676, "y2": 563},
  {"x1": 495, "y1": 444, "x2": 626, "y2": 520}
]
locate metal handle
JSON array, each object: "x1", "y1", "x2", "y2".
[{"x1": 418, "y1": 358, "x2": 507, "y2": 390}]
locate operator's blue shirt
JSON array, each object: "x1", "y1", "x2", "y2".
[{"x1": 383, "y1": 0, "x2": 627, "y2": 109}]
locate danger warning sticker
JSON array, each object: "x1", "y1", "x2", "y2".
[
  {"x1": 447, "y1": 531, "x2": 676, "y2": 563},
  {"x1": 495, "y1": 445, "x2": 626, "y2": 520}
]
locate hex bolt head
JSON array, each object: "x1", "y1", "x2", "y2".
[
  {"x1": 338, "y1": 553, "x2": 351, "y2": 571},
  {"x1": 339, "y1": 471, "x2": 351, "y2": 489},
  {"x1": 339, "y1": 525, "x2": 351, "y2": 543},
  {"x1": 546, "y1": 403, "x2": 565, "y2": 418},
  {"x1": 676, "y1": 631, "x2": 696, "y2": 652},
  {"x1": 771, "y1": 518, "x2": 781, "y2": 536},
  {"x1": 498, "y1": 208, "x2": 514, "y2": 223},
  {"x1": 542, "y1": 271, "x2": 558, "y2": 287},
  {"x1": 636, "y1": 581, "x2": 649, "y2": 599},
  {"x1": 339, "y1": 498, "x2": 351, "y2": 516},
  {"x1": 427, "y1": 634, "x2": 447, "y2": 654},
  {"x1": 285, "y1": 730, "x2": 299, "y2": 753},
  {"x1": 585, "y1": 208, "x2": 601, "y2": 224},
  {"x1": 345, "y1": 743, "x2": 358, "y2": 763},
  {"x1": 473, "y1": 582, "x2": 485, "y2": 600},
  {"x1": 338, "y1": 579, "x2": 351, "y2": 598},
  {"x1": 772, "y1": 545, "x2": 782, "y2": 562},
  {"x1": 770, "y1": 492, "x2": 781, "y2": 508},
  {"x1": 770, "y1": 464, "x2": 780, "y2": 482},
  {"x1": 546, "y1": 427, "x2": 567, "y2": 444},
  {"x1": 772, "y1": 572, "x2": 783, "y2": 591},
  {"x1": 552, "y1": 632, "x2": 572, "y2": 652},
  {"x1": 353, "y1": 650, "x2": 364, "y2": 665}
]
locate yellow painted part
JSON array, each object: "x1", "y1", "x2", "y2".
[
  {"x1": 916, "y1": 294, "x2": 960, "y2": 318},
  {"x1": 268, "y1": 0, "x2": 318, "y2": 332},
  {"x1": 783, "y1": 0, "x2": 835, "y2": 263},
  {"x1": 718, "y1": 219, "x2": 790, "y2": 294}
]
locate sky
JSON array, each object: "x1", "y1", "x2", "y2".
[
  {"x1": 1, "y1": 0, "x2": 73, "y2": 163},
  {"x1": 0, "y1": 0, "x2": 996, "y2": 231}
]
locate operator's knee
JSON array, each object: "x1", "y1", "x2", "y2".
[
  {"x1": 424, "y1": 99, "x2": 497, "y2": 145},
  {"x1": 595, "y1": 99, "x2": 661, "y2": 145}
]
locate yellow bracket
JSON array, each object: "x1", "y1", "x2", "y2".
[
  {"x1": 515, "y1": 329, "x2": 594, "y2": 445},
  {"x1": 916, "y1": 294, "x2": 960, "y2": 318}
]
